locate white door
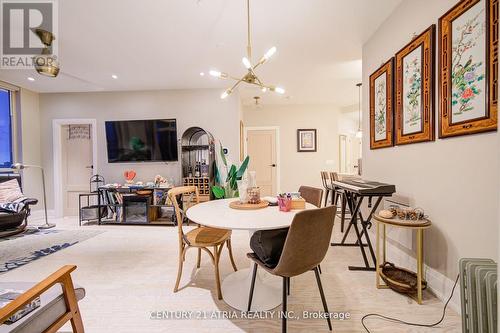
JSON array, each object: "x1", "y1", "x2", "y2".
[
  {"x1": 61, "y1": 124, "x2": 93, "y2": 216},
  {"x1": 246, "y1": 129, "x2": 277, "y2": 196}
]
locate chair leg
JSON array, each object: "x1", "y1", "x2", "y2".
[
  {"x1": 214, "y1": 245, "x2": 223, "y2": 300},
  {"x1": 282, "y1": 277, "x2": 288, "y2": 333},
  {"x1": 318, "y1": 264, "x2": 322, "y2": 274},
  {"x1": 287, "y1": 277, "x2": 290, "y2": 296},
  {"x1": 247, "y1": 263, "x2": 258, "y2": 312},
  {"x1": 314, "y1": 266, "x2": 332, "y2": 331},
  {"x1": 196, "y1": 248, "x2": 201, "y2": 268},
  {"x1": 227, "y1": 239, "x2": 238, "y2": 272},
  {"x1": 340, "y1": 194, "x2": 347, "y2": 233},
  {"x1": 174, "y1": 245, "x2": 186, "y2": 293},
  {"x1": 323, "y1": 189, "x2": 329, "y2": 207}
]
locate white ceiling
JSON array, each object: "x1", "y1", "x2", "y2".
[{"x1": 0, "y1": 0, "x2": 401, "y2": 106}]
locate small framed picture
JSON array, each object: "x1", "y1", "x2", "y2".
[
  {"x1": 395, "y1": 25, "x2": 436, "y2": 145},
  {"x1": 297, "y1": 129, "x2": 317, "y2": 152},
  {"x1": 370, "y1": 58, "x2": 395, "y2": 149}
]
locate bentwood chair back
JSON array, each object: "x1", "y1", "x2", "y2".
[
  {"x1": 168, "y1": 186, "x2": 237, "y2": 299},
  {"x1": 247, "y1": 206, "x2": 336, "y2": 332},
  {"x1": 298, "y1": 186, "x2": 323, "y2": 208}
]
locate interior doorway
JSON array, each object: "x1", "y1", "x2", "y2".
[
  {"x1": 245, "y1": 127, "x2": 279, "y2": 196},
  {"x1": 339, "y1": 134, "x2": 362, "y2": 175},
  {"x1": 53, "y1": 119, "x2": 98, "y2": 218}
]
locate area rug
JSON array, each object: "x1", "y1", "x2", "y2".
[{"x1": 0, "y1": 228, "x2": 103, "y2": 273}]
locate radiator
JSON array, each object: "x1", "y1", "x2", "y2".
[{"x1": 459, "y1": 258, "x2": 498, "y2": 333}]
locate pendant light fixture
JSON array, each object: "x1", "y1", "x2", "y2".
[
  {"x1": 31, "y1": 28, "x2": 60, "y2": 77},
  {"x1": 355, "y1": 82, "x2": 363, "y2": 138},
  {"x1": 208, "y1": 0, "x2": 285, "y2": 99}
]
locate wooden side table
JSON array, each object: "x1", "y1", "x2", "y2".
[{"x1": 374, "y1": 213, "x2": 432, "y2": 304}]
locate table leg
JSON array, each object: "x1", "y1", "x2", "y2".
[
  {"x1": 221, "y1": 230, "x2": 282, "y2": 311},
  {"x1": 376, "y1": 222, "x2": 380, "y2": 288},
  {"x1": 417, "y1": 229, "x2": 423, "y2": 304}
]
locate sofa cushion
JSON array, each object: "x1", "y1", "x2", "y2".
[
  {"x1": 0, "y1": 180, "x2": 24, "y2": 203},
  {"x1": 0, "y1": 282, "x2": 85, "y2": 333}
]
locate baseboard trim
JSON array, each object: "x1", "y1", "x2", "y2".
[{"x1": 385, "y1": 240, "x2": 461, "y2": 314}]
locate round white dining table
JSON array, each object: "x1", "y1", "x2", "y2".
[{"x1": 186, "y1": 198, "x2": 315, "y2": 311}]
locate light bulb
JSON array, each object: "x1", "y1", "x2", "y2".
[
  {"x1": 261, "y1": 87, "x2": 268, "y2": 93},
  {"x1": 242, "y1": 57, "x2": 252, "y2": 69},
  {"x1": 264, "y1": 46, "x2": 277, "y2": 60},
  {"x1": 221, "y1": 89, "x2": 232, "y2": 99},
  {"x1": 274, "y1": 86, "x2": 285, "y2": 94},
  {"x1": 210, "y1": 70, "x2": 226, "y2": 78}
]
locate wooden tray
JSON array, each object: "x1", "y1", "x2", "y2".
[{"x1": 229, "y1": 200, "x2": 269, "y2": 210}]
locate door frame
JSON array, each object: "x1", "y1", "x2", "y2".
[
  {"x1": 53, "y1": 119, "x2": 98, "y2": 218},
  {"x1": 244, "y1": 126, "x2": 281, "y2": 194}
]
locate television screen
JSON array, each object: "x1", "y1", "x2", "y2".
[{"x1": 105, "y1": 119, "x2": 178, "y2": 163}]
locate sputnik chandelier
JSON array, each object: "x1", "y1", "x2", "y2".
[{"x1": 208, "y1": 0, "x2": 285, "y2": 99}]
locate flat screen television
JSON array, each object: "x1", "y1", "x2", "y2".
[{"x1": 105, "y1": 119, "x2": 178, "y2": 163}]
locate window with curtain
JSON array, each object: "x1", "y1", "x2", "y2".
[{"x1": 0, "y1": 89, "x2": 12, "y2": 168}]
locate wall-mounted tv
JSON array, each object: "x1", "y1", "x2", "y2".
[{"x1": 105, "y1": 119, "x2": 178, "y2": 163}]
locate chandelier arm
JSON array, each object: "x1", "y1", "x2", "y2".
[{"x1": 246, "y1": 0, "x2": 252, "y2": 59}]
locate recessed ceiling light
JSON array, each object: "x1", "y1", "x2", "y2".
[
  {"x1": 199, "y1": 72, "x2": 205, "y2": 76},
  {"x1": 27, "y1": 77, "x2": 35, "y2": 81},
  {"x1": 111, "y1": 74, "x2": 118, "y2": 79}
]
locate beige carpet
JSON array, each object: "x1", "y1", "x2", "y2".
[{"x1": 0, "y1": 216, "x2": 461, "y2": 333}]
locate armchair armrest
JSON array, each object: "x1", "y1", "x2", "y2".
[
  {"x1": 24, "y1": 198, "x2": 38, "y2": 206},
  {"x1": 0, "y1": 265, "x2": 84, "y2": 332}
]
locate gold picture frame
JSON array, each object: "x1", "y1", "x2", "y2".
[{"x1": 370, "y1": 58, "x2": 395, "y2": 149}]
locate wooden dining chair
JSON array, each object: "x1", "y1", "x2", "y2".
[
  {"x1": 247, "y1": 206, "x2": 336, "y2": 332},
  {"x1": 168, "y1": 186, "x2": 237, "y2": 299},
  {"x1": 320, "y1": 171, "x2": 332, "y2": 207}
]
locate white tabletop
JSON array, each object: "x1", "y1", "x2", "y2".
[{"x1": 186, "y1": 198, "x2": 316, "y2": 231}]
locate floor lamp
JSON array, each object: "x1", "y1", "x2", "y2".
[{"x1": 11, "y1": 162, "x2": 55, "y2": 229}]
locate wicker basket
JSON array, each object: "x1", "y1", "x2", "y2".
[{"x1": 379, "y1": 262, "x2": 427, "y2": 294}]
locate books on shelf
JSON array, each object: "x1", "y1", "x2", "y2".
[{"x1": 0, "y1": 289, "x2": 41, "y2": 324}]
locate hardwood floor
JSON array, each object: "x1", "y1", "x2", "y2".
[{"x1": 0, "y1": 216, "x2": 461, "y2": 332}]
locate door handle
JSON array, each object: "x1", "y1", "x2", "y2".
[
  {"x1": 85, "y1": 165, "x2": 94, "y2": 169},
  {"x1": 269, "y1": 164, "x2": 277, "y2": 167}
]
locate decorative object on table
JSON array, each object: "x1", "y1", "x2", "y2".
[
  {"x1": 212, "y1": 143, "x2": 250, "y2": 199},
  {"x1": 378, "y1": 209, "x2": 394, "y2": 219},
  {"x1": 154, "y1": 175, "x2": 167, "y2": 187},
  {"x1": 438, "y1": 0, "x2": 498, "y2": 138},
  {"x1": 205, "y1": 0, "x2": 285, "y2": 99},
  {"x1": 370, "y1": 58, "x2": 395, "y2": 149},
  {"x1": 123, "y1": 170, "x2": 136, "y2": 184},
  {"x1": 297, "y1": 129, "x2": 317, "y2": 152},
  {"x1": 290, "y1": 197, "x2": 306, "y2": 210},
  {"x1": 236, "y1": 179, "x2": 249, "y2": 203},
  {"x1": 374, "y1": 213, "x2": 431, "y2": 304},
  {"x1": 11, "y1": 163, "x2": 54, "y2": 230},
  {"x1": 277, "y1": 194, "x2": 292, "y2": 212},
  {"x1": 355, "y1": 83, "x2": 364, "y2": 138},
  {"x1": 247, "y1": 187, "x2": 261, "y2": 204},
  {"x1": 181, "y1": 127, "x2": 216, "y2": 202},
  {"x1": 395, "y1": 25, "x2": 436, "y2": 145},
  {"x1": 229, "y1": 200, "x2": 269, "y2": 210}
]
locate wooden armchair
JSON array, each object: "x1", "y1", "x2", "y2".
[
  {"x1": 0, "y1": 265, "x2": 84, "y2": 333},
  {"x1": 168, "y1": 186, "x2": 237, "y2": 299}
]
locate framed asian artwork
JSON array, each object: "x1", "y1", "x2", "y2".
[
  {"x1": 438, "y1": 0, "x2": 498, "y2": 138},
  {"x1": 297, "y1": 129, "x2": 317, "y2": 152},
  {"x1": 370, "y1": 58, "x2": 394, "y2": 149},
  {"x1": 395, "y1": 25, "x2": 436, "y2": 145}
]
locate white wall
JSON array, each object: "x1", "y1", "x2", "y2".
[
  {"x1": 363, "y1": 0, "x2": 498, "y2": 304},
  {"x1": 243, "y1": 104, "x2": 345, "y2": 192},
  {"x1": 39, "y1": 89, "x2": 241, "y2": 210}
]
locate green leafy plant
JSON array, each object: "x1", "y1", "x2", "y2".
[{"x1": 212, "y1": 143, "x2": 250, "y2": 199}]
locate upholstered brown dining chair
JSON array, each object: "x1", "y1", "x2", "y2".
[
  {"x1": 168, "y1": 186, "x2": 237, "y2": 299},
  {"x1": 298, "y1": 185, "x2": 323, "y2": 208},
  {"x1": 247, "y1": 206, "x2": 336, "y2": 333}
]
